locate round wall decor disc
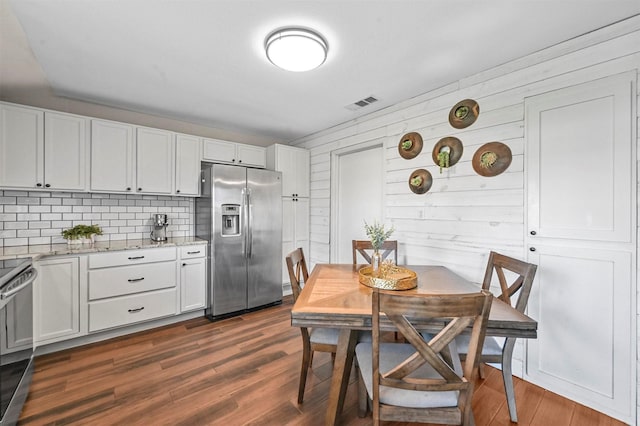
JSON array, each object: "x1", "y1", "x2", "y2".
[
  {"x1": 472, "y1": 142, "x2": 512, "y2": 177},
  {"x1": 432, "y1": 136, "x2": 464, "y2": 168},
  {"x1": 398, "y1": 132, "x2": 423, "y2": 159},
  {"x1": 449, "y1": 99, "x2": 479, "y2": 129},
  {"x1": 408, "y1": 169, "x2": 432, "y2": 194}
]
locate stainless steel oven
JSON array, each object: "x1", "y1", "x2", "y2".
[{"x1": 0, "y1": 258, "x2": 36, "y2": 426}]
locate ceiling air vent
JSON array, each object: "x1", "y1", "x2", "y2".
[{"x1": 345, "y1": 96, "x2": 379, "y2": 111}]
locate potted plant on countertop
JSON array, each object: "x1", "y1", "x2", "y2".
[
  {"x1": 364, "y1": 220, "x2": 394, "y2": 276},
  {"x1": 61, "y1": 224, "x2": 103, "y2": 246}
]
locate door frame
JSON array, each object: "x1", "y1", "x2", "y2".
[{"x1": 329, "y1": 139, "x2": 385, "y2": 262}]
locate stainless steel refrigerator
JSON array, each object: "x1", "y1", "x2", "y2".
[{"x1": 196, "y1": 163, "x2": 283, "y2": 319}]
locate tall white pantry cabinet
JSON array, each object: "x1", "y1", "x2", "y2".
[{"x1": 266, "y1": 144, "x2": 310, "y2": 290}]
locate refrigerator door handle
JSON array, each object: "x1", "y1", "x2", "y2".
[
  {"x1": 241, "y1": 187, "x2": 247, "y2": 257},
  {"x1": 246, "y1": 188, "x2": 253, "y2": 259}
]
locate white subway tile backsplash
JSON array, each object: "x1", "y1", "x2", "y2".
[{"x1": 0, "y1": 190, "x2": 195, "y2": 247}]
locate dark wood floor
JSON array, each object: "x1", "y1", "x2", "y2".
[{"x1": 19, "y1": 297, "x2": 625, "y2": 425}]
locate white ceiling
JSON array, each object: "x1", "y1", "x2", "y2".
[{"x1": 4, "y1": 1, "x2": 640, "y2": 143}]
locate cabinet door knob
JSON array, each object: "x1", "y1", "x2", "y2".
[
  {"x1": 182, "y1": 263, "x2": 187, "y2": 266},
  {"x1": 45, "y1": 183, "x2": 51, "y2": 188},
  {"x1": 138, "y1": 188, "x2": 142, "y2": 191},
  {"x1": 529, "y1": 247, "x2": 536, "y2": 252},
  {"x1": 232, "y1": 159, "x2": 235, "y2": 162},
  {"x1": 530, "y1": 230, "x2": 537, "y2": 236},
  {"x1": 36, "y1": 183, "x2": 42, "y2": 187},
  {"x1": 176, "y1": 190, "x2": 180, "y2": 193},
  {"x1": 238, "y1": 160, "x2": 242, "y2": 163},
  {"x1": 126, "y1": 187, "x2": 131, "y2": 191}
]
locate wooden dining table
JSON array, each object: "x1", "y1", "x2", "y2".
[{"x1": 290, "y1": 263, "x2": 538, "y2": 426}]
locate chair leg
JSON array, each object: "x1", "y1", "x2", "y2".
[
  {"x1": 478, "y1": 362, "x2": 486, "y2": 379},
  {"x1": 501, "y1": 339, "x2": 518, "y2": 423},
  {"x1": 355, "y1": 361, "x2": 368, "y2": 417},
  {"x1": 298, "y1": 342, "x2": 312, "y2": 404}
]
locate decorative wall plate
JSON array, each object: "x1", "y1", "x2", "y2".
[
  {"x1": 449, "y1": 99, "x2": 479, "y2": 129},
  {"x1": 432, "y1": 136, "x2": 464, "y2": 169},
  {"x1": 472, "y1": 142, "x2": 512, "y2": 177},
  {"x1": 408, "y1": 169, "x2": 432, "y2": 194},
  {"x1": 398, "y1": 132, "x2": 423, "y2": 159}
]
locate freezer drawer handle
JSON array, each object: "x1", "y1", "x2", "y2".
[
  {"x1": 128, "y1": 256, "x2": 145, "y2": 260},
  {"x1": 127, "y1": 277, "x2": 145, "y2": 282},
  {"x1": 187, "y1": 251, "x2": 200, "y2": 255},
  {"x1": 128, "y1": 307, "x2": 145, "y2": 313}
]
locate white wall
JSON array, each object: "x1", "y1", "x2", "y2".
[{"x1": 294, "y1": 16, "x2": 640, "y2": 422}]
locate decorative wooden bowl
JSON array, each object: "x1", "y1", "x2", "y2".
[
  {"x1": 398, "y1": 132, "x2": 423, "y2": 159},
  {"x1": 449, "y1": 99, "x2": 479, "y2": 129},
  {"x1": 432, "y1": 136, "x2": 464, "y2": 169},
  {"x1": 359, "y1": 265, "x2": 417, "y2": 290},
  {"x1": 408, "y1": 169, "x2": 432, "y2": 194},
  {"x1": 472, "y1": 142, "x2": 512, "y2": 177}
]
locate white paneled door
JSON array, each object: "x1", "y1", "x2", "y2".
[
  {"x1": 331, "y1": 144, "x2": 383, "y2": 263},
  {"x1": 525, "y1": 72, "x2": 636, "y2": 424}
]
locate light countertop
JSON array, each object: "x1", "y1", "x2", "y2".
[{"x1": 0, "y1": 237, "x2": 208, "y2": 261}]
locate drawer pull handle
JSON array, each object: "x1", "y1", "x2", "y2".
[
  {"x1": 128, "y1": 256, "x2": 145, "y2": 260},
  {"x1": 128, "y1": 277, "x2": 145, "y2": 282},
  {"x1": 128, "y1": 307, "x2": 145, "y2": 313},
  {"x1": 187, "y1": 251, "x2": 201, "y2": 255}
]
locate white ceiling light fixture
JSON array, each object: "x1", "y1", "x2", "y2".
[{"x1": 265, "y1": 27, "x2": 328, "y2": 72}]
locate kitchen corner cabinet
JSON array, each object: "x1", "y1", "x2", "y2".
[
  {"x1": 0, "y1": 104, "x2": 87, "y2": 191},
  {"x1": 175, "y1": 133, "x2": 201, "y2": 196},
  {"x1": 266, "y1": 144, "x2": 309, "y2": 197},
  {"x1": 202, "y1": 138, "x2": 266, "y2": 168},
  {"x1": 281, "y1": 197, "x2": 310, "y2": 283},
  {"x1": 34, "y1": 257, "x2": 83, "y2": 345},
  {"x1": 179, "y1": 245, "x2": 207, "y2": 312}
]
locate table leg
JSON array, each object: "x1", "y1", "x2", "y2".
[{"x1": 325, "y1": 329, "x2": 358, "y2": 426}]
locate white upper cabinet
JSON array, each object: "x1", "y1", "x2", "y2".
[
  {"x1": 136, "y1": 127, "x2": 174, "y2": 194},
  {"x1": 202, "y1": 138, "x2": 266, "y2": 168},
  {"x1": 91, "y1": 122, "x2": 174, "y2": 195},
  {"x1": 91, "y1": 119, "x2": 136, "y2": 193},
  {"x1": 236, "y1": 144, "x2": 266, "y2": 168},
  {"x1": 0, "y1": 103, "x2": 43, "y2": 189},
  {"x1": 44, "y1": 112, "x2": 88, "y2": 191},
  {"x1": 266, "y1": 144, "x2": 309, "y2": 197},
  {"x1": 0, "y1": 104, "x2": 87, "y2": 191},
  {"x1": 175, "y1": 133, "x2": 201, "y2": 196}
]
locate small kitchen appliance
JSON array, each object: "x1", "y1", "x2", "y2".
[{"x1": 150, "y1": 214, "x2": 168, "y2": 242}]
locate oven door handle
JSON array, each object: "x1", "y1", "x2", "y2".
[{"x1": 0, "y1": 268, "x2": 38, "y2": 300}]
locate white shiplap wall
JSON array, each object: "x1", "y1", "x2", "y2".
[{"x1": 295, "y1": 16, "x2": 640, "y2": 423}]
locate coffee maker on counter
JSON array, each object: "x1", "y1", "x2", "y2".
[{"x1": 150, "y1": 214, "x2": 168, "y2": 242}]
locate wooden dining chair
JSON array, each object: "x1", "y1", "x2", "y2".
[
  {"x1": 352, "y1": 240, "x2": 398, "y2": 265},
  {"x1": 355, "y1": 289, "x2": 493, "y2": 426},
  {"x1": 286, "y1": 247, "x2": 341, "y2": 404},
  {"x1": 457, "y1": 251, "x2": 538, "y2": 423}
]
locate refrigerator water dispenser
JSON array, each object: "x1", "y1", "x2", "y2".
[{"x1": 221, "y1": 204, "x2": 240, "y2": 236}]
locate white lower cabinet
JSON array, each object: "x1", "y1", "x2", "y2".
[
  {"x1": 89, "y1": 289, "x2": 177, "y2": 332},
  {"x1": 88, "y1": 248, "x2": 177, "y2": 332},
  {"x1": 31, "y1": 244, "x2": 207, "y2": 350},
  {"x1": 34, "y1": 257, "x2": 83, "y2": 345},
  {"x1": 179, "y1": 245, "x2": 207, "y2": 312}
]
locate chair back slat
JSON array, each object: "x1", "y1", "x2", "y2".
[
  {"x1": 482, "y1": 251, "x2": 537, "y2": 314},
  {"x1": 372, "y1": 289, "x2": 492, "y2": 397},
  {"x1": 352, "y1": 240, "x2": 398, "y2": 265},
  {"x1": 285, "y1": 248, "x2": 309, "y2": 303}
]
